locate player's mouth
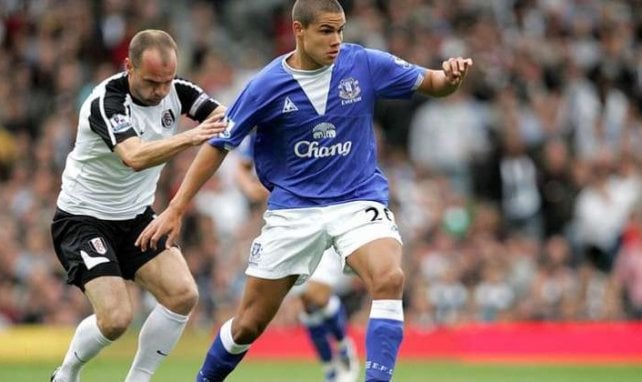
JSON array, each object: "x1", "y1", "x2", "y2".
[{"x1": 328, "y1": 50, "x2": 339, "y2": 59}]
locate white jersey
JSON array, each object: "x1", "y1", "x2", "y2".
[{"x1": 57, "y1": 72, "x2": 218, "y2": 220}]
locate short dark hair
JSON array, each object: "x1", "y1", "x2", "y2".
[
  {"x1": 292, "y1": 0, "x2": 344, "y2": 27},
  {"x1": 128, "y1": 29, "x2": 178, "y2": 68}
]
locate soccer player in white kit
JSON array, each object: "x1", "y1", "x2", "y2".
[
  {"x1": 137, "y1": 1, "x2": 472, "y2": 380},
  {"x1": 236, "y1": 133, "x2": 359, "y2": 382},
  {"x1": 50, "y1": 30, "x2": 226, "y2": 382}
]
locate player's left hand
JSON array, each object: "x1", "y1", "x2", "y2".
[
  {"x1": 442, "y1": 57, "x2": 473, "y2": 86},
  {"x1": 184, "y1": 107, "x2": 228, "y2": 146}
]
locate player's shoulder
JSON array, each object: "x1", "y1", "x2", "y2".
[
  {"x1": 172, "y1": 76, "x2": 203, "y2": 91},
  {"x1": 243, "y1": 54, "x2": 291, "y2": 93},
  {"x1": 339, "y1": 42, "x2": 369, "y2": 58},
  {"x1": 85, "y1": 72, "x2": 129, "y2": 102},
  {"x1": 336, "y1": 43, "x2": 377, "y2": 67},
  {"x1": 341, "y1": 42, "x2": 366, "y2": 53},
  {"x1": 80, "y1": 72, "x2": 127, "y2": 108},
  {"x1": 252, "y1": 55, "x2": 289, "y2": 81},
  {"x1": 100, "y1": 72, "x2": 129, "y2": 93}
]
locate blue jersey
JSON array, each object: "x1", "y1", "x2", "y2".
[
  {"x1": 210, "y1": 43, "x2": 425, "y2": 210},
  {"x1": 236, "y1": 131, "x2": 256, "y2": 164}
]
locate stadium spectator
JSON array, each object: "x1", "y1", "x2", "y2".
[
  {"x1": 573, "y1": 149, "x2": 640, "y2": 272},
  {"x1": 49, "y1": 30, "x2": 226, "y2": 382},
  {"x1": 537, "y1": 138, "x2": 578, "y2": 239},
  {"x1": 613, "y1": 201, "x2": 642, "y2": 319}
]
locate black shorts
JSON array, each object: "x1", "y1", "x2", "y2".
[{"x1": 51, "y1": 207, "x2": 171, "y2": 290}]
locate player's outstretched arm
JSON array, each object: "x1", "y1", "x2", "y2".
[
  {"x1": 115, "y1": 106, "x2": 227, "y2": 171},
  {"x1": 417, "y1": 57, "x2": 473, "y2": 98},
  {"x1": 135, "y1": 144, "x2": 228, "y2": 250}
]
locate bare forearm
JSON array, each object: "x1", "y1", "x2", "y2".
[
  {"x1": 419, "y1": 69, "x2": 460, "y2": 97},
  {"x1": 169, "y1": 144, "x2": 227, "y2": 213},
  {"x1": 417, "y1": 58, "x2": 473, "y2": 98},
  {"x1": 119, "y1": 109, "x2": 227, "y2": 171},
  {"x1": 126, "y1": 134, "x2": 193, "y2": 170}
]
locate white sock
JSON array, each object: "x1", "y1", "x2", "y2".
[
  {"x1": 57, "y1": 315, "x2": 112, "y2": 382},
  {"x1": 321, "y1": 295, "x2": 341, "y2": 318},
  {"x1": 299, "y1": 309, "x2": 325, "y2": 327},
  {"x1": 220, "y1": 318, "x2": 251, "y2": 354},
  {"x1": 370, "y1": 299, "x2": 404, "y2": 321},
  {"x1": 124, "y1": 304, "x2": 189, "y2": 382}
]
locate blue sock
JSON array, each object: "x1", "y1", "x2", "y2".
[
  {"x1": 323, "y1": 295, "x2": 348, "y2": 342},
  {"x1": 197, "y1": 320, "x2": 249, "y2": 382},
  {"x1": 365, "y1": 300, "x2": 404, "y2": 382},
  {"x1": 301, "y1": 311, "x2": 333, "y2": 363}
]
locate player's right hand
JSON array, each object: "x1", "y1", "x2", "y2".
[
  {"x1": 186, "y1": 107, "x2": 228, "y2": 146},
  {"x1": 442, "y1": 57, "x2": 473, "y2": 86},
  {"x1": 136, "y1": 206, "x2": 183, "y2": 251}
]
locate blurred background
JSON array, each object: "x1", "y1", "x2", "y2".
[{"x1": 1, "y1": 0, "x2": 642, "y2": 337}]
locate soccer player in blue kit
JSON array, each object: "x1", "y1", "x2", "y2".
[
  {"x1": 236, "y1": 133, "x2": 359, "y2": 382},
  {"x1": 137, "y1": 0, "x2": 472, "y2": 380}
]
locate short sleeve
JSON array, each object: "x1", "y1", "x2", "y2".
[
  {"x1": 209, "y1": 83, "x2": 262, "y2": 151},
  {"x1": 175, "y1": 77, "x2": 221, "y2": 122},
  {"x1": 364, "y1": 48, "x2": 425, "y2": 99}
]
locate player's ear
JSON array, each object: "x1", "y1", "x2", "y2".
[
  {"x1": 292, "y1": 21, "x2": 304, "y2": 37},
  {"x1": 124, "y1": 57, "x2": 133, "y2": 73}
]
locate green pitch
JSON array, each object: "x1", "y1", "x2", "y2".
[
  {"x1": 2, "y1": 359, "x2": 642, "y2": 382},
  {"x1": 2, "y1": 327, "x2": 641, "y2": 381}
]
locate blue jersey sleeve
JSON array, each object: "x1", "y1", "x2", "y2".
[
  {"x1": 365, "y1": 48, "x2": 425, "y2": 99},
  {"x1": 208, "y1": 85, "x2": 262, "y2": 150},
  {"x1": 237, "y1": 131, "x2": 256, "y2": 163}
]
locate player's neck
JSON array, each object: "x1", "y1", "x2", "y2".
[{"x1": 287, "y1": 50, "x2": 324, "y2": 71}]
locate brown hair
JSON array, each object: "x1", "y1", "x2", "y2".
[{"x1": 292, "y1": 0, "x2": 344, "y2": 27}]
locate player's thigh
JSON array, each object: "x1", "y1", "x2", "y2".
[
  {"x1": 234, "y1": 275, "x2": 298, "y2": 338},
  {"x1": 300, "y1": 280, "x2": 334, "y2": 308},
  {"x1": 118, "y1": 206, "x2": 175, "y2": 281},
  {"x1": 345, "y1": 237, "x2": 403, "y2": 286},
  {"x1": 134, "y1": 247, "x2": 197, "y2": 308},
  {"x1": 84, "y1": 276, "x2": 132, "y2": 321},
  {"x1": 329, "y1": 201, "x2": 403, "y2": 271},
  {"x1": 51, "y1": 208, "x2": 124, "y2": 289}
]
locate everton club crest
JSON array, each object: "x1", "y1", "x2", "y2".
[{"x1": 338, "y1": 77, "x2": 362, "y2": 105}]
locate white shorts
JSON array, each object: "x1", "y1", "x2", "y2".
[
  {"x1": 245, "y1": 200, "x2": 402, "y2": 285},
  {"x1": 289, "y1": 247, "x2": 352, "y2": 296}
]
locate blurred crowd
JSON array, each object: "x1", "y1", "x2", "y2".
[{"x1": 2, "y1": 0, "x2": 642, "y2": 331}]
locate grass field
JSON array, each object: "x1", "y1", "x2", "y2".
[
  {"x1": 2, "y1": 326, "x2": 642, "y2": 381},
  {"x1": 2, "y1": 359, "x2": 642, "y2": 382}
]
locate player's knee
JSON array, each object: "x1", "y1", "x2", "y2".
[
  {"x1": 371, "y1": 267, "x2": 405, "y2": 298},
  {"x1": 96, "y1": 307, "x2": 133, "y2": 340},
  {"x1": 300, "y1": 292, "x2": 328, "y2": 312},
  {"x1": 232, "y1": 318, "x2": 268, "y2": 345},
  {"x1": 166, "y1": 283, "x2": 199, "y2": 315}
]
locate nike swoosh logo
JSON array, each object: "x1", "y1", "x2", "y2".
[
  {"x1": 80, "y1": 250, "x2": 110, "y2": 270},
  {"x1": 74, "y1": 351, "x2": 88, "y2": 363},
  {"x1": 156, "y1": 350, "x2": 169, "y2": 356}
]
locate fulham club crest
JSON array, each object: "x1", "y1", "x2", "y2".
[
  {"x1": 90, "y1": 237, "x2": 107, "y2": 255},
  {"x1": 161, "y1": 109, "x2": 176, "y2": 128}
]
